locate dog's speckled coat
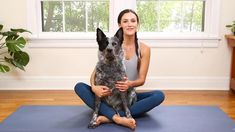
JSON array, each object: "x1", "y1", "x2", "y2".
[{"x1": 88, "y1": 28, "x2": 137, "y2": 128}]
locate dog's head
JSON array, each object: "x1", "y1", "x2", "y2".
[{"x1": 96, "y1": 28, "x2": 124, "y2": 62}]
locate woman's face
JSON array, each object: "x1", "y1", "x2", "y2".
[{"x1": 119, "y1": 12, "x2": 138, "y2": 36}]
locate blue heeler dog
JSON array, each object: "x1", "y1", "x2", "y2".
[{"x1": 88, "y1": 28, "x2": 137, "y2": 128}]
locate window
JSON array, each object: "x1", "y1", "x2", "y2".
[
  {"x1": 41, "y1": 0, "x2": 109, "y2": 32},
  {"x1": 40, "y1": 0, "x2": 205, "y2": 33},
  {"x1": 27, "y1": 0, "x2": 220, "y2": 47},
  {"x1": 137, "y1": 0, "x2": 205, "y2": 32}
]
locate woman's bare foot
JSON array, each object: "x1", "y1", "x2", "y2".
[
  {"x1": 96, "y1": 116, "x2": 112, "y2": 125},
  {"x1": 112, "y1": 115, "x2": 136, "y2": 129}
]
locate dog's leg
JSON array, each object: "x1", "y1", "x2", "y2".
[
  {"x1": 120, "y1": 92, "x2": 133, "y2": 118},
  {"x1": 88, "y1": 96, "x2": 101, "y2": 128}
]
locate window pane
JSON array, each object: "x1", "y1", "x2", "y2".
[
  {"x1": 137, "y1": 1, "x2": 158, "y2": 32},
  {"x1": 87, "y1": 2, "x2": 109, "y2": 32},
  {"x1": 64, "y1": 1, "x2": 86, "y2": 32},
  {"x1": 159, "y1": 1, "x2": 175, "y2": 32},
  {"x1": 137, "y1": 0, "x2": 205, "y2": 32},
  {"x1": 41, "y1": 0, "x2": 109, "y2": 32},
  {"x1": 41, "y1": 1, "x2": 63, "y2": 32}
]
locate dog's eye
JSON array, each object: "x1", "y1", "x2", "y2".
[{"x1": 112, "y1": 42, "x2": 117, "y2": 46}]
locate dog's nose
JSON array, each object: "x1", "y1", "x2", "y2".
[{"x1": 107, "y1": 49, "x2": 113, "y2": 53}]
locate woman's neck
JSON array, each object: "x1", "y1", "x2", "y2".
[{"x1": 123, "y1": 35, "x2": 135, "y2": 46}]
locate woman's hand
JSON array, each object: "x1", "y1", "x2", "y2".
[
  {"x1": 92, "y1": 85, "x2": 112, "y2": 98},
  {"x1": 116, "y1": 77, "x2": 132, "y2": 92}
]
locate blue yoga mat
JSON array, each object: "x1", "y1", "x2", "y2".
[{"x1": 0, "y1": 105, "x2": 235, "y2": 132}]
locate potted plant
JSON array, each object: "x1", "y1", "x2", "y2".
[
  {"x1": 0, "y1": 24, "x2": 31, "y2": 73},
  {"x1": 226, "y1": 20, "x2": 235, "y2": 35}
]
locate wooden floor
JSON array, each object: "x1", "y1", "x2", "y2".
[{"x1": 0, "y1": 90, "x2": 235, "y2": 123}]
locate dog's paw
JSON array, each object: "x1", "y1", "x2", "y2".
[{"x1": 88, "y1": 122, "x2": 98, "y2": 129}]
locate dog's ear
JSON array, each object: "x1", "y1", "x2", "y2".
[
  {"x1": 96, "y1": 28, "x2": 108, "y2": 51},
  {"x1": 114, "y1": 28, "x2": 123, "y2": 45},
  {"x1": 97, "y1": 28, "x2": 106, "y2": 43}
]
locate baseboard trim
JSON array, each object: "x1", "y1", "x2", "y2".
[{"x1": 0, "y1": 76, "x2": 230, "y2": 90}]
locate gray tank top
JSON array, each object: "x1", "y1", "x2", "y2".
[{"x1": 124, "y1": 42, "x2": 141, "y2": 81}]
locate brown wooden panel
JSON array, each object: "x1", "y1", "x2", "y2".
[
  {"x1": 225, "y1": 35, "x2": 235, "y2": 47},
  {"x1": 225, "y1": 35, "x2": 235, "y2": 91},
  {"x1": 231, "y1": 48, "x2": 235, "y2": 79},
  {"x1": 231, "y1": 78, "x2": 235, "y2": 90}
]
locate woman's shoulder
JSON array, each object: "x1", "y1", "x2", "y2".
[{"x1": 139, "y1": 41, "x2": 150, "y2": 55}]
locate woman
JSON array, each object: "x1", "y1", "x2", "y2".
[{"x1": 74, "y1": 9, "x2": 165, "y2": 129}]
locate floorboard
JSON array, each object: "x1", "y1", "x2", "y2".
[{"x1": 0, "y1": 90, "x2": 235, "y2": 122}]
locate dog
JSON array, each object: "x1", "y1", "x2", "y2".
[{"x1": 88, "y1": 28, "x2": 137, "y2": 128}]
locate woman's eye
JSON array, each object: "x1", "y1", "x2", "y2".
[{"x1": 131, "y1": 19, "x2": 136, "y2": 23}]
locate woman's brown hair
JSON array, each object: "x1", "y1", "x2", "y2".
[{"x1": 117, "y1": 9, "x2": 140, "y2": 58}]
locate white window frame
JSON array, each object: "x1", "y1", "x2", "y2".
[{"x1": 27, "y1": 0, "x2": 221, "y2": 48}]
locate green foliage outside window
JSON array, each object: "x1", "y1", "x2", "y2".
[
  {"x1": 137, "y1": 0, "x2": 204, "y2": 32},
  {"x1": 41, "y1": 0, "x2": 204, "y2": 33},
  {"x1": 41, "y1": 1, "x2": 109, "y2": 32}
]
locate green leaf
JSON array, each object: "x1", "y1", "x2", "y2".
[
  {"x1": 4, "y1": 57, "x2": 11, "y2": 63},
  {"x1": 2, "y1": 31, "x2": 17, "y2": 37},
  {"x1": 13, "y1": 51, "x2": 30, "y2": 66},
  {"x1": 6, "y1": 34, "x2": 19, "y2": 40},
  {"x1": 4, "y1": 57, "x2": 25, "y2": 71},
  {"x1": 12, "y1": 60, "x2": 25, "y2": 71},
  {"x1": 232, "y1": 28, "x2": 235, "y2": 33},
  {"x1": 11, "y1": 28, "x2": 32, "y2": 34},
  {"x1": 0, "y1": 64, "x2": 10, "y2": 73},
  {"x1": 0, "y1": 24, "x2": 3, "y2": 31},
  {"x1": 226, "y1": 25, "x2": 232, "y2": 27},
  {"x1": 6, "y1": 37, "x2": 26, "y2": 52}
]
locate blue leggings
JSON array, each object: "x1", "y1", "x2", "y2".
[{"x1": 74, "y1": 82, "x2": 165, "y2": 120}]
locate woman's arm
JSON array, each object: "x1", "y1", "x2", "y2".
[
  {"x1": 129, "y1": 42, "x2": 150, "y2": 87},
  {"x1": 90, "y1": 69, "x2": 96, "y2": 88}
]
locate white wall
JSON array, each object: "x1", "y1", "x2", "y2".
[{"x1": 0, "y1": 0, "x2": 235, "y2": 90}]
